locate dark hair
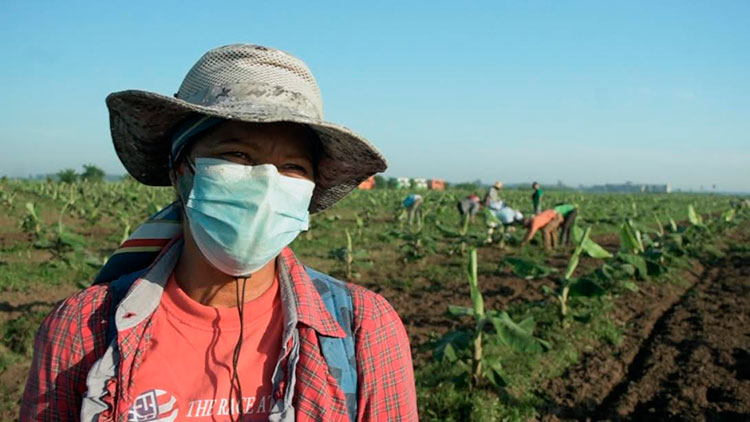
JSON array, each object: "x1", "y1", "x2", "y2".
[{"x1": 302, "y1": 124, "x2": 323, "y2": 180}]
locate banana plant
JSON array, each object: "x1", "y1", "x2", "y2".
[
  {"x1": 47, "y1": 198, "x2": 88, "y2": 264},
  {"x1": 687, "y1": 204, "x2": 704, "y2": 227},
  {"x1": 542, "y1": 227, "x2": 611, "y2": 319},
  {"x1": 434, "y1": 214, "x2": 480, "y2": 256},
  {"x1": 619, "y1": 219, "x2": 644, "y2": 254},
  {"x1": 555, "y1": 227, "x2": 589, "y2": 318},
  {"x1": 119, "y1": 213, "x2": 132, "y2": 245},
  {"x1": 397, "y1": 223, "x2": 436, "y2": 263},
  {"x1": 721, "y1": 208, "x2": 736, "y2": 223},
  {"x1": 572, "y1": 226, "x2": 613, "y2": 259},
  {"x1": 502, "y1": 255, "x2": 555, "y2": 280},
  {"x1": 355, "y1": 213, "x2": 365, "y2": 237},
  {"x1": 342, "y1": 228, "x2": 354, "y2": 279},
  {"x1": 329, "y1": 229, "x2": 371, "y2": 279},
  {"x1": 20, "y1": 202, "x2": 43, "y2": 239},
  {"x1": 653, "y1": 214, "x2": 665, "y2": 237},
  {"x1": 483, "y1": 208, "x2": 504, "y2": 246},
  {"x1": 0, "y1": 190, "x2": 16, "y2": 208},
  {"x1": 668, "y1": 215, "x2": 679, "y2": 232},
  {"x1": 434, "y1": 249, "x2": 549, "y2": 389}
]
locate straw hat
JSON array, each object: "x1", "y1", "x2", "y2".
[
  {"x1": 493, "y1": 181, "x2": 503, "y2": 190},
  {"x1": 106, "y1": 44, "x2": 387, "y2": 212}
]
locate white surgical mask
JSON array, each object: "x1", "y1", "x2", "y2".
[{"x1": 177, "y1": 157, "x2": 315, "y2": 276}]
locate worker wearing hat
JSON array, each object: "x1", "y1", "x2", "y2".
[{"x1": 21, "y1": 44, "x2": 417, "y2": 422}]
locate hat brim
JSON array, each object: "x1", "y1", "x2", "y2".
[{"x1": 107, "y1": 90, "x2": 387, "y2": 213}]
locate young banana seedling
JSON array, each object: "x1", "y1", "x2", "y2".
[
  {"x1": 543, "y1": 226, "x2": 611, "y2": 320},
  {"x1": 435, "y1": 248, "x2": 549, "y2": 390}
]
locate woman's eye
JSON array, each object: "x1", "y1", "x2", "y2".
[
  {"x1": 281, "y1": 164, "x2": 308, "y2": 176},
  {"x1": 221, "y1": 152, "x2": 252, "y2": 163}
]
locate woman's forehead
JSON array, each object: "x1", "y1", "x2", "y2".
[{"x1": 193, "y1": 120, "x2": 317, "y2": 158}]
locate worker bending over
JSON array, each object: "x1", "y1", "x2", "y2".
[{"x1": 520, "y1": 209, "x2": 564, "y2": 250}]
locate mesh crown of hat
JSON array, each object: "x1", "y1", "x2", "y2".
[{"x1": 176, "y1": 44, "x2": 323, "y2": 115}]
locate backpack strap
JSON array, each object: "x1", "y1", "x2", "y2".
[{"x1": 306, "y1": 267, "x2": 358, "y2": 422}]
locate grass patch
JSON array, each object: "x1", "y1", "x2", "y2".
[
  {"x1": 0, "y1": 259, "x2": 95, "y2": 292},
  {"x1": 1, "y1": 310, "x2": 47, "y2": 357}
]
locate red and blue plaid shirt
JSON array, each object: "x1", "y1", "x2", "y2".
[{"x1": 20, "y1": 246, "x2": 417, "y2": 422}]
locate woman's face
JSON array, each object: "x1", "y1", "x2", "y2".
[{"x1": 181, "y1": 120, "x2": 317, "y2": 181}]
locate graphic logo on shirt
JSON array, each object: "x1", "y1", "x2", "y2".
[{"x1": 128, "y1": 389, "x2": 178, "y2": 422}]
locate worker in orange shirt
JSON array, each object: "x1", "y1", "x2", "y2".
[{"x1": 520, "y1": 209, "x2": 564, "y2": 250}]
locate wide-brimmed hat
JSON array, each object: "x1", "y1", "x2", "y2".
[{"x1": 107, "y1": 44, "x2": 387, "y2": 212}]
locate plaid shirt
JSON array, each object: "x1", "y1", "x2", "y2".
[{"x1": 20, "y1": 246, "x2": 417, "y2": 422}]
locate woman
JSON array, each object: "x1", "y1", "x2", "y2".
[
  {"x1": 457, "y1": 194, "x2": 482, "y2": 224},
  {"x1": 402, "y1": 193, "x2": 423, "y2": 225},
  {"x1": 21, "y1": 44, "x2": 417, "y2": 422},
  {"x1": 483, "y1": 181, "x2": 504, "y2": 209},
  {"x1": 520, "y1": 209, "x2": 564, "y2": 251}
]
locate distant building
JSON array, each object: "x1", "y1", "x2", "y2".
[
  {"x1": 392, "y1": 177, "x2": 444, "y2": 190},
  {"x1": 412, "y1": 178, "x2": 428, "y2": 189},
  {"x1": 397, "y1": 177, "x2": 411, "y2": 189},
  {"x1": 429, "y1": 179, "x2": 445, "y2": 191},
  {"x1": 645, "y1": 184, "x2": 671, "y2": 193},
  {"x1": 587, "y1": 182, "x2": 671, "y2": 194},
  {"x1": 358, "y1": 176, "x2": 375, "y2": 190}
]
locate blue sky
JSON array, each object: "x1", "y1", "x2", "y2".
[{"x1": 1, "y1": 1, "x2": 748, "y2": 191}]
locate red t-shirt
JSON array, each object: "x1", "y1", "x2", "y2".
[
  {"x1": 531, "y1": 209, "x2": 558, "y2": 231},
  {"x1": 127, "y1": 272, "x2": 283, "y2": 422}
]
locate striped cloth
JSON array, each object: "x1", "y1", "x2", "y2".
[{"x1": 93, "y1": 202, "x2": 182, "y2": 285}]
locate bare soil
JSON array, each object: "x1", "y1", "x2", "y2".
[
  {"x1": 540, "y1": 225, "x2": 750, "y2": 422},
  {"x1": 0, "y1": 282, "x2": 80, "y2": 422},
  {"x1": 364, "y1": 234, "x2": 618, "y2": 363}
]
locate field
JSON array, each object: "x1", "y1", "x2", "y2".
[{"x1": 1, "y1": 179, "x2": 749, "y2": 421}]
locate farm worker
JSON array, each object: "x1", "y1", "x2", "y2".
[
  {"x1": 520, "y1": 209, "x2": 564, "y2": 250},
  {"x1": 21, "y1": 44, "x2": 417, "y2": 422},
  {"x1": 496, "y1": 206, "x2": 524, "y2": 226},
  {"x1": 457, "y1": 194, "x2": 482, "y2": 223},
  {"x1": 484, "y1": 205, "x2": 523, "y2": 243},
  {"x1": 484, "y1": 181, "x2": 504, "y2": 209},
  {"x1": 402, "y1": 193, "x2": 423, "y2": 224},
  {"x1": 531, "y1": 181, "x2": 543, "y2": 215},
  {"x1": 554, "y1": 203, "x2": 578, "y2": 246}
]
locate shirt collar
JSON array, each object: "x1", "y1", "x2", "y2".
[{"x1": 277, "y1": 247, "x2": 347, "y2": 338}]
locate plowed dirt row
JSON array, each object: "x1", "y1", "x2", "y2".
[{"x1": 542, "y1": 226, "x2": 750, "y2": 422}]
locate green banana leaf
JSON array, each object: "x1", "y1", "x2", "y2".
[
  {"x1": 619, "y1": 221, "x2": 644, "y2": 254},
  {"x1": 688, "y1": 204, "x2": 704, "y2": 226},
  {"x1": 721, "y1": 208, "x2": 736, "y2": 222},
  {"x1": 565, "y1": 227, "x2": 590, "y2": 280},
  {"x1": 488, "y1": 311, "x2": 550, "y2": 353},
  {"x1": 572, "y1": 226, "x2": 613, "y2": 259},
  {"x1": 503, "y1": 256, "x2": 555, "y2": 280},
  {"x1": 569, "y1": 277, "x2": 607, "y2": 297},
  {"x1": 432, "y1": 331, "x2": 471, "y2": 362},
  {"x1": 619, "y1": 253, "x2": 648, "y2": 280},
  {"x1": 467, "y1": 249, "x2": 484, "y2": 319},
  {"x1": 447, "y1": 305, "x2": 475, "y2": 317}
]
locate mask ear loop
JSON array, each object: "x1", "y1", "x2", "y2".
[
  {"x1": 171, "y1": 150, "x2": 198, "y2": 212},
  {"x1": 229, "y1": 275, "x2": 249, "y2": 422}
]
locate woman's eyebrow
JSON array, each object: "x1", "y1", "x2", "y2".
[
  {"x1": 206, "y1": 137, "x2": 248, "y2": 148},
  {"x1": 284, "y1": 152, "x2": 314, "y2": 162},
  {"x1": 202, "y1": 137, "x2": 313, "y2": 162}
]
